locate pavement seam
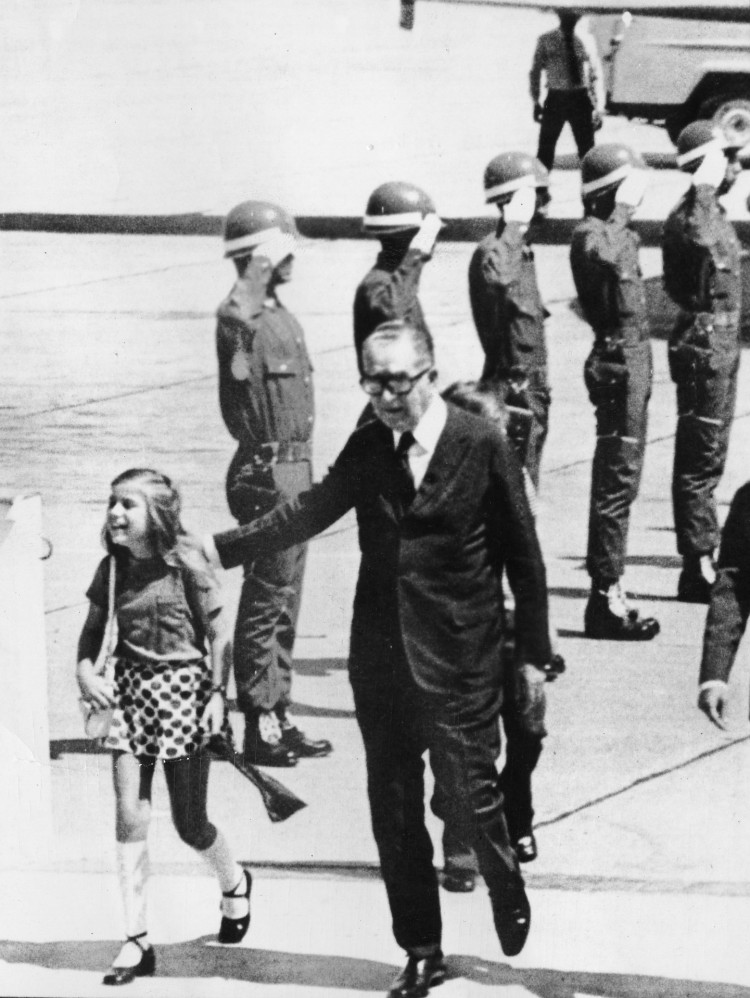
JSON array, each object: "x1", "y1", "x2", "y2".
[{"x1": 535, "y1": 732, "x2": 750, "y2": 831}]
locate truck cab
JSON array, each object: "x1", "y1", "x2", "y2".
[{"x1": 589, "y1": 13, "x2": 750, "y2": 147}]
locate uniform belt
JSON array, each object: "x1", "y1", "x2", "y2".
[
  {"x1": 685, "y1": 310, "x2": 740, "y2": 331},
  {"x1": 255, "y1": 440, "x2": 311, "y2": 463}
]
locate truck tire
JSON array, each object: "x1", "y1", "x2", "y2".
[{"x1": 698, "y1": 94, "x2": 750, "y2": 149}]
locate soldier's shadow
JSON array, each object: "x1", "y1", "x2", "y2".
[{"x1": 0, "y1": 938, "x2": 747, "y2": 996}]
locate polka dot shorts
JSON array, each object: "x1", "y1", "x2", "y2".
[{"x1": 105, "y1": 657, "x2": 213, "y2": 759}]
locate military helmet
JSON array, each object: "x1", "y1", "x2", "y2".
[
  {"x1": 580, "y1": 143, "x2": 644, "y2": 199},
  {"x1": 362, "y1": 181, "x2": 436, "y2": 237},
  {"x1": 223, "y1": 200, "x2": 298, "y2": 260},
  {"x1": 675, "y1": 120, "x2": 735, "y2": 171},
  {"x1": 484, "y1": 151, "x2": 540, "y2": 205}
]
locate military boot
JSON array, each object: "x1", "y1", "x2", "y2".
[{"x1": 584, "y1": 581, "x2": 660, "y2": 641}]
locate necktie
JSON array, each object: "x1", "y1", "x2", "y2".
[
  {"x1": 564, "y1": 32, "x2": 582, "y2": 86},
  {"x1": 395, "y1": 431, "x2": 416, "y2": 508}
]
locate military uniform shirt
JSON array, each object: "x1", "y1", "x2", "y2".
[
  {"x1": 662, "y1": 184, "x2": 741, "y2": 318},
  {"x1": 216, "y1": 278, "x2": 314, "y2": 449},
  {"x1": 469, "y1": 222, "x2": 548, "y2": 379},
  {"x1": 570, "y1": 204, "x2": 649, "y2": 345},
  {"x1": 353, "y1": 247, "x2": 429, "y2": 352}
]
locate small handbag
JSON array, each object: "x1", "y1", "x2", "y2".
[{"x1": 80, "y1": 556, "x2": 118, "y2": 739}]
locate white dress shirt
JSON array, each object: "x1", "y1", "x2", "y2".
[{"x1": 394, "y1": 394, "x2": 448, "y2": 490}]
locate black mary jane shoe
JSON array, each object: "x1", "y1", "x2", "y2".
[
  {"x1": 103, "y1": 933, "x2": 155, "y2": 986},
  {"x1": 514, "y1": 833, "x2": 538, "y2": 864},
  {"x1": 219, "y1": 868, "x2": 252, "y2": 944}
]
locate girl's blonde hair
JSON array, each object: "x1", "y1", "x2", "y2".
[{"x1": 103, "y1": 468, "x2": 184, "y2": 558}]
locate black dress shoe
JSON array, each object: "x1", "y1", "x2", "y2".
[
  {"x1": 584, "y1": 591, "x2": 660, "y2": 641},
  {"x1": 492, "y1": 888, "x2": 531, "y2": 957},
  {"x1": 442, "y1": 867, "x2": 476, "y2": 892},
  {"x1": 103, "y1": 934, "x2": 155, "y2": 986},
  {"x1": 542, "y1": 653, "x2": 566, "y2": 681},
  {"x1": 243, "y1": 736, "x2": 298, "y2": 768},
  {"x1": 387, "y1": 950, "x2": 447, "y2": 997},
  {"x1": 219, "y1": 868, "x2": 252, "y2": 944},
  {"x1": 280, "y1": 724, "x2": 333, "y2": 758},
  {"x1": 514, "y1": 833, "x2": 537, "y2": 863},
  {"x1": 677, "y1": 567, "x2": 713, "y2": 604}
]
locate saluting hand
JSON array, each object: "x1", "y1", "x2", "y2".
[
  {"x1": 410, "y1": 213, "x2": 443, "y2": 259},
  {"x1": 505, "y1": 187, "x2": 537, "y2": 227},
  {"x1": 692, "y1": 141, "x2": 728, "y2": 190}
]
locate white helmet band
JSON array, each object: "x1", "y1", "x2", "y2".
[
  {"x1": 484, "y1": 172, "x2": 536, "y2": 203},
  {"x1": 362, "y1": 210, "x2": 424, "y2": 230},
  {"x1": 223, "y1": 224, "x2": 285, "y2": 258},
  {"x1": 581, "y1": 162, "x2": 631, "y2": 198},
  {"x1": 676, "y1": 137, "x2": 725, "y2": 169}
]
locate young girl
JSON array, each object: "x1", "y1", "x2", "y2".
[{"x1": 76, "y1": 468, "x2": 250, "y2": 986}]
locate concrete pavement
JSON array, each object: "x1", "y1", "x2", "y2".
[{"x1": 2, "y1": 230, "x2": 750, "y2": 994}]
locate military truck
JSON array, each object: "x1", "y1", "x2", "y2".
[{"x1": 589, "y1": 12, "x2": 750, "y2": 146}]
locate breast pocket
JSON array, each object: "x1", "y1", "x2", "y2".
[
  {"x1": 264, "y1": 355, "x2": 300, "y2": 406},
  {"x1": 264, "y1": 355, "x2": 300, "y2": 378},
  {"x1": 156, "y1": 594, "x2": 192, "y2": 655}
]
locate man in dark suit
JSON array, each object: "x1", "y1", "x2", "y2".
[
  {"x1": 698, "y1": 481, "x2": 750, "y2": 728},
  {"x1": 205, "y1": 320, "x2": 552, "y2": 997}
]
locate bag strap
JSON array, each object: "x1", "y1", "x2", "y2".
[{"x1": 96, "y1": 556, "x2": 118, "y2": 678}]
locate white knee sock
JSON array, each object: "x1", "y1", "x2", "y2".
[
  {"x1": 199, "y1": 833, "x2": 246, "y2": 916},
  {"x1": 115, "y1": 840, "x2": 150, "y2": 959}
]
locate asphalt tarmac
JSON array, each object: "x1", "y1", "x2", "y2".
[{"x1": 2, "y1": 229, "x2": 750, "y2": 995}]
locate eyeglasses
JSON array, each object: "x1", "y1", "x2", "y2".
[{"x1": 359, "y1": 366, "x2": 432, "y2": 397}]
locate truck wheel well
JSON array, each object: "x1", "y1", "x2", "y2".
[{"x1": 666, "y1": 75, "x2": 750, "y2": 144}]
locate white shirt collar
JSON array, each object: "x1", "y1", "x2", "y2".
[{"x1": 394, "y1": 392, "x2": 447, "y2": 455}]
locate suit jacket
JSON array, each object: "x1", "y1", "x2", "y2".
[
  {"x1": 700, "y1": 481, "x2": 750, "y2": 685},
  {"x1": 213, "y1": 404, "x2": 551, "y2": 697}
]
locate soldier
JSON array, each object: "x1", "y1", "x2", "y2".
[
  {"x1": 530, "y1": 9, "x2": 604, "y2": 173},
  {"x1": 468, "y1": 151, "x2": 552, "y2": 490},
  {"x1": 353, "y1": 181, "x2": 442, "y2": 355},
  {"x1": 216, "y1": 201, "x2": 331, "y2": 766},
  {"x1": 662, "y1": 122, "x2": 744, "y2": 604},
  {"x1": 570, "y1": 144, "x2": 660, "y2": 641}
]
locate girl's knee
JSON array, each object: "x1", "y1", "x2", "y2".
[
  {"x1": 176, "y1": 816, "x2": 217, "y2": 852},
  {"x1": 116, "y1": 803, "x2": 150, "y2": 842}
]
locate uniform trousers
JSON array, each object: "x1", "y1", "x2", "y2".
[
  {"x1": 485, "y1": 373, "x2": 550, "y2": 491},
  {"x1": 230, "y1": 457, "x2": 312, "y2": 714},
  {"x1": 434, "y1": 699, "x2": 544, "y2": 874},
  {"x1": 587, "y1": 342, "x2": 652, "y2": 584},
  {"x1": 672, "y1": 325, "x2": 740, "y2": 557},
  {"x1": 351, "y1": 646, "x2": 523, "y2": 953}
]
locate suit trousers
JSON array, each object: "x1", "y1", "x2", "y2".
[
  {"x1": 232, "y1": 459, "x2": 311, "y2": 715},
  {"x1": 672, "y1": 326, "x2": 740, "y2": 557},
  {"x1": 352, "y1": 653, "x2": 523, "y2": 953}
]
